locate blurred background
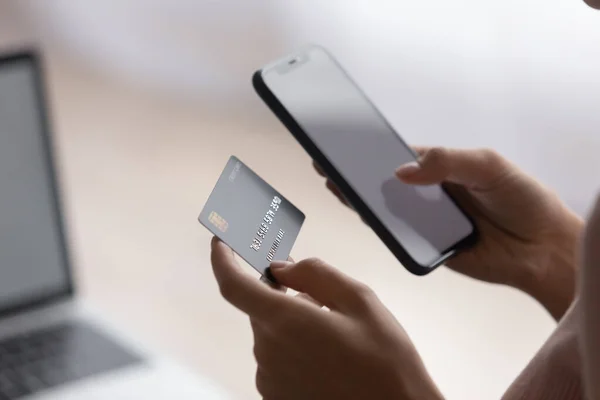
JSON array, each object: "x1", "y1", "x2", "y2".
[{"x1": 1, "y1": 0, "x2": 599, "y2": 398}]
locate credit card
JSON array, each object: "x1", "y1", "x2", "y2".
[{"x1": 199, "y1": 156, "x2": 305, "y2": 277}]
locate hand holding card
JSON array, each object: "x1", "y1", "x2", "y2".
[{"x1": 199, "y1": 156, "x2": 305, "y2": 278}]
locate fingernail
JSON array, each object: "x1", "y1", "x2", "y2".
[
  {"x1": 395, "y1": 161, "x2": 421, "y2": 177},
  {"x1": 270, "y1": 261, "x2": 292, "y2": 270},
  {"x1": 263, "y1": 268, "x2": 279, "y2": 286}
]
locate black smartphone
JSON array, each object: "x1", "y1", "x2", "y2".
[{"x1": 253, "y1": 45, "x2": 478, "y2": 275}]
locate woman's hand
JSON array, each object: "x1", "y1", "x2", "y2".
[
  {"x1": 316, "y1": 147, "x2": 583, "y2": 320},
  {"x1": 210, "y1": 238, "x2": 443, "y2": 400}
]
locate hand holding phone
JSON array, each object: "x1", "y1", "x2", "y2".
[
  {"x1": 253, "y1": 45, "x2": 478, "y2": 275},
  {"x1": 317, "y1": 143, "x2": 583, "y2": 319}
]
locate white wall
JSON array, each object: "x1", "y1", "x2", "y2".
[{"x1": 20, "y1": 0, "x2": 600, "y2": 214}]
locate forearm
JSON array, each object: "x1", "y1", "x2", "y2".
[
  {"x1": 528, "y1": 252, "x2": 577, "y2": 321},
  {"x1": 580, "y1": 197, "x2": 600, "y2": 400},
  {"x1": 524, "y1": 213, "x2": 583, "y2": 321}
]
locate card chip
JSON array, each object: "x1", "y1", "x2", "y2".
[
  {"x1": 208, "y1": 211, "x2": 228, "y2": 232},
  {"x1": 199, "y1": 156, "x2": 305, "y2": 276}
]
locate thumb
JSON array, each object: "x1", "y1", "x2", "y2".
[
  {"x1": 395, "y1": 147, "x2": 511, "y2": 190},
  {"x1": 269, "y1": 258, "x2": 373, "y2": 313}
]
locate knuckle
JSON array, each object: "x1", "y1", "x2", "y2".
[
  {"x1": 476, "y1": 148, "x2": 512, "y2": 183},
  {"x1": 354, "y1": 281, "x2": 376, "y2": 300},
  {"x1": 350, "y1": 281, "x2": 378, "y2": 310},
  {"x1": 297, "y1": 257, "x2": 326, "y2": 272},
  {"x1": 423, "y1": 147, "x2": 448, "y2": 166},
  {"x1": 479, "y1": 147, "x2": 504, "y2": 165}
]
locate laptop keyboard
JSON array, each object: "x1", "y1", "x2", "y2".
[{"x1": 0, "y1": 321, "x2": 142, "y2": 399}]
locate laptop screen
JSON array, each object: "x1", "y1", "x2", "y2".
[{"x1": 0, "y1": 54, "x2": 72, "y2": 314}]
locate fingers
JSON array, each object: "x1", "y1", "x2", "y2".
[
  {"x1": 396, "y1": 147, "x2": 512, "y2": 190},
  {"x1": 271, "y1": 255, "x2": 324, "y2": 307},
  {"x1": 313, "y1": 160, "x2": 326, "y2": 177},
  {"x1": 324, "y1": 180, "x2": 370, "y2": 224},
  {"x1": 211, "y1": 237, "x2": 288, "y2": 318},
  {"x1": 295, "y1": 292, "x2": 324, "y2": 308},
  {"x1": 260, "y1": 275, "x2": 287, "y2": 292},
  {"x1": 269, "y1": 258, "x2": 375, "y2": 313},
  {"x1": 326, "y1": 180, "x2": 350, "y2": 207},
  {"x1": 313, "y1": 160, "x2": 351, "y2": 206},
  {"x1": 411, "y1": 146, "x2": 428, "y2": 157}
]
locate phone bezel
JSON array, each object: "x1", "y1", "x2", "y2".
[{"x1": 252, "y1": 46, "x2": 479, "y2": 275}]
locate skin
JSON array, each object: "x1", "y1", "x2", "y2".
[
  {"x1": 321, "y1": 147, "x2": 584, "y2": 320},
  {"x1": 210, "y1": 7, "x2": 599, "y2": 397},
  {"x1": 212, "y1": 239, "x2": 444, "y2": 400},
  {"x1": 580, "y1": 199, "x2": 600, "y2": 400},
  {"x1": 586, "y1": 0, "x2": 600, "y2": 8},
  {"x1": 211, "y1": 146, "x2": 598, "y2": 398}
]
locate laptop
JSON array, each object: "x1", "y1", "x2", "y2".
[{"x1": 0, "y1": 50, "x2": 231, "y2": 399}]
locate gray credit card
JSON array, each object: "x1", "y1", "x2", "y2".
[{"x1": 199, "y1": 156, "x2": 305, "y2": 276}]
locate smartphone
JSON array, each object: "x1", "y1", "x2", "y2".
[{"x1": 252, "y1": 45, "x2": 478, "y2": 275}]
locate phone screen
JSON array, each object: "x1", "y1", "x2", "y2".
[{"x1": 261, "y1": 46, "x2": 474, "y2": 267}]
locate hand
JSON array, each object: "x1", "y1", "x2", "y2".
[
  {"x1": 315, "y1": 148, "x2": 583, "y2": 320},
  {"x1": 210, "y1": 238, "x2": 443, "y2": 400},
  {"x1": 580, "y1": 195, "x2": 600, "y2": 400}
]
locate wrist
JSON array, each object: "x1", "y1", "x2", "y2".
[{"x1": 522, "y1": 212, "x2": 584, "y2": 320}]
